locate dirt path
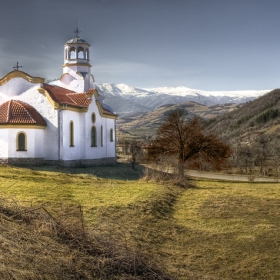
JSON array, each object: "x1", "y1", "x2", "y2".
[{"x1": 186, "y1": 169, "x2": 279, "y2": 182}]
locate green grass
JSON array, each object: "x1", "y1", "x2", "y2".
[
  {"x1": 0, "y1": 163, "x2": 157, "y2": 224},
  {"x1": 170, "y1": 181, "x2": 280, "y2": 279},
  {"x1": 1, "y1": 164, "x2": 280, "y2": 279}
]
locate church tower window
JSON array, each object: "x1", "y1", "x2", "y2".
[
  {"x1": 62, "y1": 30, "x2": 92, "y2": 92},
  {"x1": 65, "y1": 48, "x2": 67, "y2": 60},
  {"x1": 17, "y1": 132, "x2": 27, "y2": 151},
  {"x1": 69, "y1": 47, "x2": 76, "y2": 59},
  {"x1": 78, "y1": 47, "x2": 84, "y2": 59},
  {"x1": 70, "y1": 121, "x2": 74, "y2": 147}
]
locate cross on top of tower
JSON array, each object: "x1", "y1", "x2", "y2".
[
  {"x1": 13, "y1": 62, "x2": 22, "y2": 71},
  {"x1": 74, "y1": 19, "x2": 81, "y2": 37},
  {"x1": 73, "y1": 27, "x2": 81, "y2": 37}
]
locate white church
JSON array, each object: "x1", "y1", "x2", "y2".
[{"x1": 0, "y1": 32, "x2": 117, "y2": 166}]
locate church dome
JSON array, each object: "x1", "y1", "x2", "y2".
[
  {"x1": 66, "y1": 36, "x2": 89, "y2": 45},
  {"x1": 0, "y1": 100, "x2": 46, "y2": 126}
]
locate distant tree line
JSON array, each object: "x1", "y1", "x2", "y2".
[{"x1": 230, "y1": 134, "x2": 280, "y2": 177}]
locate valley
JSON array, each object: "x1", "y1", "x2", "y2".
[{"x1": 117, "y1": 101, "x2": 240, "y2": 140}]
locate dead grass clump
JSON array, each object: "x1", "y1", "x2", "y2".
[
  {"x1": 143, "y1": 167, "x2": 189, "y2": 187},
  {"x1": 0, "y1": 196, "x2": 173, "y2": 280}
]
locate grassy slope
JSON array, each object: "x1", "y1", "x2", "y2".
[{"x1": 1, "y1": 164, "x2": 280, "y2": 279}]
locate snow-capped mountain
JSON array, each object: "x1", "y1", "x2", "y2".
[{"x1": 95, "y1": 83, "x2": 270, "y2": 116}]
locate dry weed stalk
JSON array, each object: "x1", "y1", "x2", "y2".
[{"x1": 0, "y1": 195, "x2": 174, "y2": 280}]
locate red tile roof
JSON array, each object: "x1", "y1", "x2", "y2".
[
  {"x1": 42, "y1": 84, "x2": 117, "y2": 117},
  {"x1": 0, "y1": 100, "x2": 47, "y2": 126},
  {"x1": 43, "y1": 84, "x2": 90, "y2": 108}
]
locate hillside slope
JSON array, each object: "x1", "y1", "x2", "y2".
[
  {"x1": 117, "y1": 101, "x2": 240, "y2": 140},
  {"x1": 205, "y1": 89, "x2": 280, "y2": 143}
]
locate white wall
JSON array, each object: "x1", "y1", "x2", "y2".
[
  {"x1": 0, "y1": 77, "x2": 42, "y2": 103},
  {"x1": 61, "y1": 66, "x2": 93, "y2": 92},
  {"x1": 0, "y1": 129, "x2": 8, "y2": 157},
  {"x1": 59, "y1": 99, "x2": 116, "y2": 161},
  {"x1": 0, "y1": 77, "x2": 115, "y2": 162},
  {"x1": 14, "y1": 88, "x2": 59, "y2": 160},
  {"x1": 6, "y1": 128, "x2": 45, "y2": 158},
  {"x1": 84, "y1": 100, "x2": 116, "y2": 160},
  {"x1": 60, "y1": 109, "x2": 84, "y2": 160}
]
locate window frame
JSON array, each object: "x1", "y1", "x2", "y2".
[
  {"x1": 70, "y1": 121, "x2": 74, "y2": 147},
  {"x1": 69, "y1": 47, "x2": 76, "y2": 59},
  {"x1": 110, "y1": 128, "x2": 114, "y2": 142},
  {"x1": 77, "y1": 47, "x2": 84, "y2": 59},
  {"x1": 101, "y1": 125, "x2": 103, "y2": 147},
  {"x1": 91, "y1": 126, "x2": 97, "y2": 147},
  {"x1": 16, "y1": 132, "x2": 27, "y2": 151},
  {"x1": 91, "y1": 113, "x2": 96, "y2": 123}
]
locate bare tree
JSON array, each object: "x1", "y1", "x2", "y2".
[
  {"x1": 268, "y1": 136, "x2": 280, "y2": 177},
  {"x1": 148, "y1": 110, "x2": 231, "y2": 178},
  {"x1": 129, "y1": 141, "x2": 143, "y2": 169}
]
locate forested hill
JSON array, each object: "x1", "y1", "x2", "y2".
[
  {"x1": 205, "y1": 88, "x2": 280, "y2": 143},
  {"x1": 117, "y1": 101, "x2": 239, "y2": 140}
]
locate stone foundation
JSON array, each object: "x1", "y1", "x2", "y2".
[
  {"x1": 0, "y1": 157, "x2": 117, "y2": 167},
  {"x1": 0, "y1": 157, "x2": 45, "y2": 166},
  {"x1": 0, "y1": 158, "x2": 8, "y2": 164},
  {"x1": 57, "y1": 157, "x2": 117, "y2": 167}
]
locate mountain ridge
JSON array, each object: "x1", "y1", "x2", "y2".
[{"x1": 95, "y1": 83, "x2": 270, "y2": 116}]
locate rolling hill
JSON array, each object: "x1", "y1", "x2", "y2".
[
  {"x1": 205, "y1": 89, "x2": 280, "y2": 144},
  {"x1": 117, "y1": 101, "x2": 240, "y2": 140},
  {"x1": 117, "y1": 88, "x2": 280, "y2": 144}
]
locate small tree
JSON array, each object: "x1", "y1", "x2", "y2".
[
  {"x1": 129, "y1": 140, "x2": 143, "y2": 169},
  {"x1": 148, "y1": 110, "x2": 231, "y2": 178}
]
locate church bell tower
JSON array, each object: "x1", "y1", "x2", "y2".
[{"x1": 60, "y1": 28, "x2": 95, "y2": 92}]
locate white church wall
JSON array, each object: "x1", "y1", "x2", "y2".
[
  {"x1": 89, "y1": 75, "x2": 95, "y2": 88},
  {"x1": 60, "y1": 73, "x2": 75, "y2": 86},
  {"x1": 60, "y1": 74, "x2": 84, "y2": 93},
  {"x1": 34, "y1": 129, "x2": 45, "y2": 158},
  {"x1": 7, "y1": 128, "x2": 44, "y2": 158},
  {"x1": 63, "y1": 65, "x2": 90, "y2": 75},
  {"x1": 106, "y1": 118, "x2": 116, "y2": 158},
  {"x1": 84, "y1": 101, "x2": 116, "y2": 160},
  {"x1": 0, "y1": 129, "x2": 8, "y2": 158},
  {"x1": 79, "y1": 111, "x2": 86, "y2": 160},
  {"x1": 0, "y1": 78, "x2": 41, "y2": 103},
  {"x1": 60, "y1": 109, "x2": 83, "y2": 160},
  {"x1": 14, "y1": 87, "x2": 59, "y2": 160},
  {"x1": 61, "y1": 65, "x2": 92, "y2": 92}
]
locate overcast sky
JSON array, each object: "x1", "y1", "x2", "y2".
[{"x1": 0, "y1": 0, "x2": 280, "y2": 90}]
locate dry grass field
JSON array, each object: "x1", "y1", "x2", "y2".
[{"x1": 0, "y1": 163, "x2": 280, "y2": 279}]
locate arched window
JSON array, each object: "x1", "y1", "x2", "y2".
[
  {"x1": 70, "y1": 121, "x2": 74, "y2": 147},
  {"x1": 110, "y1": 128, "x2": 114, "y2": 142},
  {"x1": 69, "y1": 47, "x2": 76, "y2": 59},
  {"x1": 65, "y1": 48, "x2": 67, "y2": 60},
  {"x1": 78, "y1": 47, "x2": 84, "y2": 59},
  {"x1": 91, "y1": 126, "x2": 97, "y2": 147},
  {"x1": 86, "y1": 49, "x2": 89, "y2": 60},
  {"x1": 17, "y1": 132, "x2": 27, "y2": 151},
  {"x1": 101, "y1": 125, "x2": 103, "y2": 147},
  {"x1": 92, "y1": 113, "x2": 96, "y2": 123}
]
